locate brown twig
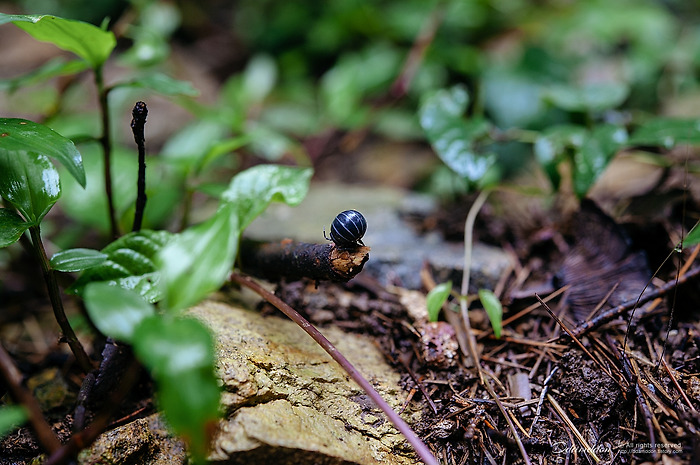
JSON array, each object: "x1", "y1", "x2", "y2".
[
  {"x1": 0, "y1": 343, "x2": 61, "y2": 454},
  {"x1": 229, "y1": 272, "x2": 439, "y2": 465},
  {"x1": 239, "y1": 239, "x2": 370, "y2": 282},
  {"x1": 566, "y1": 265, "x2": 700, "y2": 339},
  {"x1": 536, "y1": 294, "x2": 622, "y2": 389},
  {"x1": 619, "y1": 350, "x2": 659, "y2": 461},
  {"x1": 483, "y1": 375, "x2": 532, "y2": 465},
  {"x1": 661, "y1": 358, "x2": 695, "y2": 412}
]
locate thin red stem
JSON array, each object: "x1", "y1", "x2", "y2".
[{"x1": 229, "y1": 272, "x2": 439, "y2": 465}]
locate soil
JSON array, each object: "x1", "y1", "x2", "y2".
[{"x1": 3, "y1": 162, "x2": 700, "y2": 464}]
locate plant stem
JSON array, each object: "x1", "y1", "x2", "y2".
[
  {"x1": 131, "y1": 101, "x2": 148, "y2": 232},
  {"x1": 29, "y1": 226, "x2": 93, "y2": 373},
  {"x1": 230, "y1": 272, "x2": 440, "y2": 465},
  {"x1": 95, "y1": 67, "x2": 119, "y2": 238},
  {"x1": 459, "y1": 190, "x2": 490, "y2": 383}
]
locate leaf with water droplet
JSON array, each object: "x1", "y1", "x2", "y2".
[{"x1": 0, "y1": 13, "x2": 115, "y2": 68}]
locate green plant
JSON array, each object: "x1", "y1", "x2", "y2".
[
  {"x1": 0, "y1": 11, "x2": 314, "y2": 463},
  {"x1": 0, "y1": 112, "x2": 312, "y2": 461}
]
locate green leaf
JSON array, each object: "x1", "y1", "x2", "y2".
[
  {"x1": 158, "y1": 205, "x2": 239, "y2": 312},
  {"x1": 0, "y1": 57, "x2": 89, "y2": 92},
  {"x1": 0, "y1": 405, "x2": 27, "y2": 438},
  {"x1": 426, "y1": 281, "x2": 452, "y2": 322},
  {"x1": 0, "y1": 14, "x2": 116, "y2": 68},
  {"x1": 50, "y1": 248, "x2": 108, "y2": 272},
  {"x1": 545, "y1": 82, "x2": 629, "y2": 112},
  {"x1": 0, "y1": 118, "x2": 85, "y2": 188},
  {"x1": 84, "y1": 282, "x2": 155, "y2": 343},
  {"x1": 419, "y1": 85, "x2": 496, "y2": 185},
  {"x1": 0, "y1": 146, "x2": 59, "y2": 225},
  {"x1": 573, "y1": 124, "x2": 627, "y2": 198},
  {"x1": 199, "y1": 136, "x2": 250, "y2": 173},
  {"x1": 629, "y1": 118, "x2": 700, "y2": 149},
  {"x1": 242, "y1": 54, "x2": 277, "y2": 104},
  {"x1": 157, "y1": 165, "x2": 312, "y2": 312},
  {"x1": 115, "y1": 72, "x2": 199, "y2": 97},
  {"x1": 533, "y1": 125, "x2": 587, "y2": 190},
  {"x1": 133, "y1": 316, "x2": 219, "y2": 462},
  {"x1": 70, "y1": 230, "x2": 173, "y2": 302},
  {"x1": 478, "y1": 289, "x2": 502, "y2": 339},
  {"x1": 221, "y1": 164, "x2": 313, "y2": 229},
  {"x1": 683, "y1": 221, "x2": 700, "y2": 247},
  {"x1": 161, "y1": 120, "x2": 229, "y2": 170},
  {"x1": 0, "y1": 209, "x2": 30, "y2": 248}
]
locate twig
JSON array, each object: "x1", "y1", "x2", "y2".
[
  {"x1": 29, "y1": 226, "x2": 93, "y2": 373},
  {"x1": 131, "y1": 101, "x2": 148, "y2": 232},
  {"x1": 95, "y1": 69, "x2": 118, "y2": 238},
  {"x1": 567, "y1": 265, "x2": 700, "y2": 339},
  {"x1": 529, "y1": 366, "x2": 557, "y2": 435},
  {"x1": 500, "y1": 285, "x2": 570, "y2": 328},
  {"x1": 536, "y1": 294, "x2": 620, "y2": 388},
  {"x1": 0, "y1": 343, "x2": 61, "y2": 454},
  {"x1": 459, "y1": 190, "x2": 490, "y2": 383},
  {"x1": 660, "y1": 358, "x2": 695, "y2": 412},
  {"x1": 620, "y1": 352, "x2": 659, "y2": 461},
  {"x1": 229, "y1": 272, "x2": 439, "y2": 465},
  {"x1": 398, "y1": 355, "x2": 439, "y2": 415},
  {"x1": 239, "y1": 239, "x2": 370, "y2": 282},
  {"x1": 547, "y1": 394, "x2": 601, "y2": 463},
  {"x1": 483, "y1": 375, "x2": 531, "y2": 465}
]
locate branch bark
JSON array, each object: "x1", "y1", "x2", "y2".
[{"x1": 239, "y1": 239, "x2": 370, "y2": 282}]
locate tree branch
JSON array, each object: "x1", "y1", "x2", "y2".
[{"x1": 239, "y1": 239, "x2": 370, "y2": 282}]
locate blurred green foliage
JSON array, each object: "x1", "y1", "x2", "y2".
[{"x1": 5, "y1": 0, "x2": 699, "y2": 206}]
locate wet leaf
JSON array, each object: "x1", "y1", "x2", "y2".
[
  {"x1": 158, "y1": 205, "x2": 239, "y2": 312},
  {"x1": 0, "y1": 209, "x2": 30, "y2": 248},
  {"x1": 133, "y1": 316, "x2": 219, "y2": 463},
  {"x1": 426, "y1": 281, "x2": 452, "y2": 322},
  {"x1": 221, "y1": 164, "x2": 313, "y2": 229},
  {"x1": 419, "y1": 85, "x2": 496, "y2": 186},
  {"x1": 629, "y1": 118, "x2": 700, "y2": 149},
  {"x1": 478, "y1": 289, "x2": 502, "y2": 338},
  {"x1": 0, "y1": 13, "x2": 115, "y2": 68},
  {"x1": 534, "y1": 125, "x2": 587, "y2": 190},
  {"x1": 50, "y1": 248, "x2": 108, "y2": 272},
  {"x1": 0, "y1": 118, "x2": 85, "y2": 187},
  {"x1": 84, "y1": 282, "x2": 155, "y2": 342},
  {"x1": 573, "y1": 124, "x2": 627, "y2": 197},
  {"x1": 70, "y1": 230, "x2": 173, "y2": 302},
  {"x1": 0, "y1": 142, "x2": 60, "y2": 225}
]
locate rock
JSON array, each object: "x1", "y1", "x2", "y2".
[
  {"x1": 78, "y1": 415, "x2": 186, "y2": 465},
  {"x1": 27, "y1": 368, "x2": 75, "y2": 413},
  {"x1": 188, "y1": 300, "x2": 420, "y2": 465}
]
